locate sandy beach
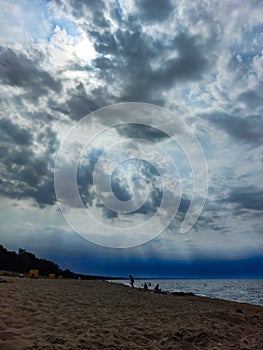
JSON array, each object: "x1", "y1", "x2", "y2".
[{"x1": 0, "y1": 277, "x2": 262, "y2": 350}]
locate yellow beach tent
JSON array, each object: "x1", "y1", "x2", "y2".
[{"x1": 29, "y1": 269, "x2": 39, "y2": 278}]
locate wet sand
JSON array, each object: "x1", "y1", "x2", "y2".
[{"x1": 0, "y1": 277, "x2": 262, "y2": 349}]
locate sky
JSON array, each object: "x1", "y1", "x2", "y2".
[{"x1": 0, "y1": 0, "x2": 263, "y2": 278}]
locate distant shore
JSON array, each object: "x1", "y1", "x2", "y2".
[{"x1": 0, "y1": 277, "x2": 262, "y2": 349}]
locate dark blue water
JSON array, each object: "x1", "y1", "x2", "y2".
[{"x1": 110, "y1": 279, "x2": 263, "y2": 306}]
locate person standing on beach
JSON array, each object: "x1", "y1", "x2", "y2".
[{"x1": 129, "y1": 275, "x2": 134, "y2": 288}]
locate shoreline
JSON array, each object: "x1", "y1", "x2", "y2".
[
  {"x1": 1, "y1": 277, "x2": 263, "y2": 349},
  {"x1": 107, "y1": 278, "x2": 263, "y2": 307}
]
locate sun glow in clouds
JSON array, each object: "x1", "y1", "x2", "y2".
[
  {"x1": 74, "y1": 37, "x2": 96, "y2": 62},
  {"x1": 47, "y1": 0, "x2": 97, "y2": 65},
  {"x1": 45, "y1": 23, "x2": 97, "y2": 70}
]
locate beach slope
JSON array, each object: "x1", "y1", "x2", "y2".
[{"x1": 0, "y1": 278, "x2": 262, "y2": 349}]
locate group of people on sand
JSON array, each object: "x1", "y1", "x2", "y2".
[{"x1": 129, "y1": 275, "x2": 167, "y2": 294}]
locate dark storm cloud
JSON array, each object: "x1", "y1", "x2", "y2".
[
  {"x1": 0, "y1": 47, "x2": 61, "y2": 100},
  {"x1": 115, "y1": 124, "x2": 169, "y2": 141},
  {"x1": 135, "y1": 0, "x2": 173, "y2": 22},
  {"x1": 78, "y1": 152, "x2": 162, "y2": 215},
  {"x1": 226, "y1": 187, "x2": 263, "y2": 211},
  {"x1": 0, "y1": 122, "x2": 59, "y2": 207},
  {"x1": 69, "y1": 0, "x2": 105, "y2": 15},
  {"x1": 34, "y1": 179, "x2": 56, "y2": 207},
  {"x1": 163, "y1": 34, "x2": 207, "y2": 80},
  {"x1": 90, "y1": 22, "x2": 208, "y2": 105},
  {"x1": 204, "y1": 112, "x2": 263, "y2": 145},
  {"x1": 68, "y1": 0, "x2": 110, "y2": 28},
  {"x1": 134, "y1": 187, "x2": 162, "y2": 215},
  {"x1": 78, "y1": 148, "x2": 104, "y2": 186},
  {"x1": 77, "y1": 148, "x2": 191, "y2": 220},
  {"x1": 178, "y1": 197, "x2": 191, "y2": 214},
  {"x1": 0, "y1": 149, "x2": 56, "y2": 206},
  {"x1": 49, "y1": 83, "x2": 109, "y2": 121},
  {"x1": 65, "y1": 83, "x2": 100, "y2": 120},
  {"x1": 78, "y1": 151, "x2": 148, "y2": 211},
  {"x1": 77, "y1": 148, "x2": 104, "y2": 207},
  {"x1": 111, "y1": 177, "x2": 132, "y2": 202},
  {"x1": 238, "y1": 90, "x2": 263, "y2": 109},
  {"x1": 37, "y1": 126, "x2": 59, "y2": 155},
  {"x1": 0, "y1": 118, "x2": 32, "y2": 146}
]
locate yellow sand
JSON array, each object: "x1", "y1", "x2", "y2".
[{"x1": 0, "y1": 277, "x2": 262, "y2": 349}]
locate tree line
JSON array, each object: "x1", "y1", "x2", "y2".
[{"x1": 0, "y1": 245, "x2": 75, "y2": 278}]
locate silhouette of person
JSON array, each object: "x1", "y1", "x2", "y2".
[
  {"x1": 129, "y1": 275, "x2": 134, "y2": 288},
  {"x1": 154, "y1": 284, "x2": 161, "y2": 293}
]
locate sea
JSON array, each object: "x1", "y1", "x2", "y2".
[{"x1": 108, "y1": 279, "x2": 263, "y2": 306}]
